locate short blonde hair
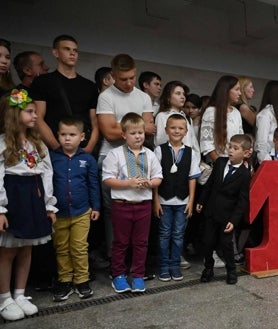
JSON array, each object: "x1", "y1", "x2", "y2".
[{"x1": 120, "y1": 112, "x2": 145, "y2": 132}]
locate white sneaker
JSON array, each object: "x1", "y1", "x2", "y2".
[
  {"x1": 14, "y1": 295, "x2": 38, "y2": 316},
  {"x1": 180, "y1": 256, "x2": 191, "y2": 269},
  {"x1": 213, "y1": 251, "x2": 225, "y2": 268},
  {"x1": 0, "y1": 297, "x2": 25, "y2": 321}
]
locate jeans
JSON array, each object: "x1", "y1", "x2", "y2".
[{"x1": 159, "y1": 204, "x2": 188, "y2": 273}]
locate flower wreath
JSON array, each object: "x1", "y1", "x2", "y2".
[{"x1": 8, "y1": 89, "x2": 32, "y2": 109}]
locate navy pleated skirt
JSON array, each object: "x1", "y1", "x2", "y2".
[{"x1": 4, "y1": 174, "x2": 52, "y2": 239}]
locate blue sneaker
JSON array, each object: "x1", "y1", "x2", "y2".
[
  {"x1": 131, "y1": 277, "x2": 145, "y2": 292},
  {"x1": 112, "y1": 275, "x2": 131, "y2": 293},
  {"x1": 158, "y1": 272, "x2": 171, "y2": 282},
  {"x1": 170, "y1": 268, "x2": 184, "y2": 281}
]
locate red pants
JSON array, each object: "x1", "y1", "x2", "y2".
[{"x1": 111, "y1": 200, "x2": 151, "y2": 278}]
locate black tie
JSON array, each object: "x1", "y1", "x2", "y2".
[{"x1": 224, "y1": 165, "x2": 236, "y2": 181}]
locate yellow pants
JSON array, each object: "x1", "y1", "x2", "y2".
[{"x1": 53, "y1": 209, "x2": 91, "y2": 284}]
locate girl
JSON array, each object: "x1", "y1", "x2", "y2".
[
  {"x1": 0, "y1": 89, "x2": 57, "y2": 321},
  {"x1": 200, "y1": 75, "x2": 243, "y2": 162},
  {"x1": 237, "y1": 77, "x2": 256, "y2": 135},
  {"x1": 0, "y1": 39, "x2": 14, "y2": 98},
  {"x1": 154, "y1": 81, "x2": 201, "y2": 163},
  {"x1": 184, "y1": 93, "x2": 202, "y2": 140},
  {"x1": 255, "y1": 80, "x2": 278, "y2": 164}
]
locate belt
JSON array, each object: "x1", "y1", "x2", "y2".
[{"x1": 113, "y1": 199, "x2": 149, "y2": 204}]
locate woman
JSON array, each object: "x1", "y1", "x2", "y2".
[
  {"x1": 200, "y1": 75, "x2": 243, "y2": 163},
  {"x1": 0, "y1": 39, "x2": 14, "y2": 98},
  {"x1": 255, "y1": 80, "x2": 278, "y2": 164},
  {"x1": 237, "y1": 77, "x2": 256, "y2": 135}
]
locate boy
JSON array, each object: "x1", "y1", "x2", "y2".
[
  {"x1": 138, "y1": 71, "x2": 162, "y2": 116},
  {"x1": 153, "y1": 114, "x2": 201, "y2": 281},
  {"x1": 196, "y1": 134, "x2": 252, "y2": 284},
  {"x1": 50, "y1": 118, "x2": 101, "y2": 301},
  {"x1": 102, "y1": 112, "x2": 162, "y2": 293}
]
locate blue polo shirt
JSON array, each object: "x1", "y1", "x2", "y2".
[{"x1": 50, "y1": 147, "x2": 101, "y2": 218}]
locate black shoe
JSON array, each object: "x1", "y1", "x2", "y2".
[
  {"x1": 143, "y1": 273, "x2": 156, "y2": 281},
  {"x1": 234, "y1": 254, "x2": 245, "y2": 265},
  {"x1": 226, "y1": 271, "x2": 238, "y2": 284},
  {"x1": 53, "y1": 281, "x2": 74, "y2": 302},
  {"x1": 75, "y1": 281, "x2": 94, "y2": 299},
  {"x1": 200, "y1": 268, "x2": 214, "y2": 283}
]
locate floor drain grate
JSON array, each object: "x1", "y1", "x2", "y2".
[
  {"x1": 37, "y1": 272, "x2": 246, "y2": 317},
  {"x1": 1, "y1": 272, "x2": 246, "y2": 323}
]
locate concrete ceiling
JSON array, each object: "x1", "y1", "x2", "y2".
[
  {"x1": 3, "y1": 0, "x2": 278, "y2": 59},
  {"x1": 134, "y1": 0, "x2": 278, "y2": 57}
]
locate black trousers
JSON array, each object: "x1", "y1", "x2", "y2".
[{"x1": 202, "y1": 217, "x2": 236, "y2": 272}]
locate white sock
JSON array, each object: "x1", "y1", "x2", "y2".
[
  {"x1": 13, "y1": 289, "x2": 25, "y2": 300},
  {"x1": 0, "y1": 291, "x2": 11, "y2": 304}
]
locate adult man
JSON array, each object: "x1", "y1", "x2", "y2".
[
  {"x1": 138, "y1": 71, "x2": 162, "y2": 116},
  {"x1": 97, "y1": 54, "x2": 155, "y2": 260},
  {"x1": 13, "y1": 51, "x2": 49, "y2": 92},
  {"x1": 31, "y1": 35, "x2": 99, "y2": 153}
]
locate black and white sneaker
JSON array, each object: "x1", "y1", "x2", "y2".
[
  {"x1": 75, "y1": 281, "x2": 94, "y2": 299},
  {"x1": 53, "y1": 281, "x2": 74, "y2": 302}
]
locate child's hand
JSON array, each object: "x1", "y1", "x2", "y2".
[
  {"x1": 129, "y1": 176, "x2": 150, "y2": 189},
  {"x1": 0, "y1": 214, "x2": 8, "y2": 232},
  {"x1": 184, "y1": 203, "x2": 193, "y2": 218},
  {"x1": 47, "y1": 211, "x2": 57, "y2": 224},
  {"x1": 196, "y1": 204, "x2": 203, "y2": 213},
  {"x1": 129, "y1": 176, "x2": 145, "y2": 189},
  {"x1": 224, "y1": 222, "x2": 234, "y2": 233},
  {"x1": 142, "y1": 179, "x2": 152, "y2": 189},
  {"x1": 153, "y1": 201, "x2": 163, "y2": 218},
  {"x1": 91, "y1": 210, "x2": 100, "y2": 221}
]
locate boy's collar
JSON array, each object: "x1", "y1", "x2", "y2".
[
  {"x1": 227, "y1": 159, "x2": 243, "y2": 168},
  {"x1": 167, "y1": 142, "x2": 185, "y2": 149}
]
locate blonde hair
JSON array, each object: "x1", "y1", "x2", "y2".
[
  {"x1": 120, "y1": 112, "x2": 145, "y2": 132},
  {"x1": 238, "y1": 76, "x2": 252, "y2": 105},
  {"x1": 0, "y1": 98, "x2": 45, "y2": 166}
]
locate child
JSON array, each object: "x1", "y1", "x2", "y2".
[
  {"x1": 0, "y1": 89, "x2": 57, "y2": 321},
  {"x1": 153, "y1": 114, "x2": 201, "y2": 281},
  {"x1": 102, "y1": 112, "x2": 162, "y2": 293},
  {"x1": 196, "y1": 134, "x2": 252, "y2": 284},
  {"x1": 50, "y1": 118, "x2": 101, "y2": 302}
]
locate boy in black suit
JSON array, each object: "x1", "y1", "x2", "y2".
[{"x1": 196, "y1": 134, "x2": 252, "y2": 284}]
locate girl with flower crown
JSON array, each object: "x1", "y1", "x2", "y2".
[{"x1": 0, "y1": 89, "x2": 57, "y2": 321}]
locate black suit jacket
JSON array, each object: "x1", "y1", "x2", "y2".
[{"x1": 198, "y1": 157, "x2": 251, "y2": 226}]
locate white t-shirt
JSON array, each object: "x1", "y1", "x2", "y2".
[{"x1": 96, "y1": 85, "x2": 153, "y2": 156}]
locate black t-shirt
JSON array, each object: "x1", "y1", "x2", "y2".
[{"x1": 31, "y1": 70, "x2": 98, "y2": 145}]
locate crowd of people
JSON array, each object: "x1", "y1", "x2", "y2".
[{"x1": 0, "y1": 34, "x2": 276, "y2": 321}]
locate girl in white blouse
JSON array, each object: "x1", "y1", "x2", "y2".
[
  {"x1": 0, "y1": 90, "x2": 57, "y2": 321},
  {"x1": 255, "y1": 80, "x2": 278, "y2": 164},
  {"x1": 200, "y1": 75, "x2": 243, "y2": 163}
]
